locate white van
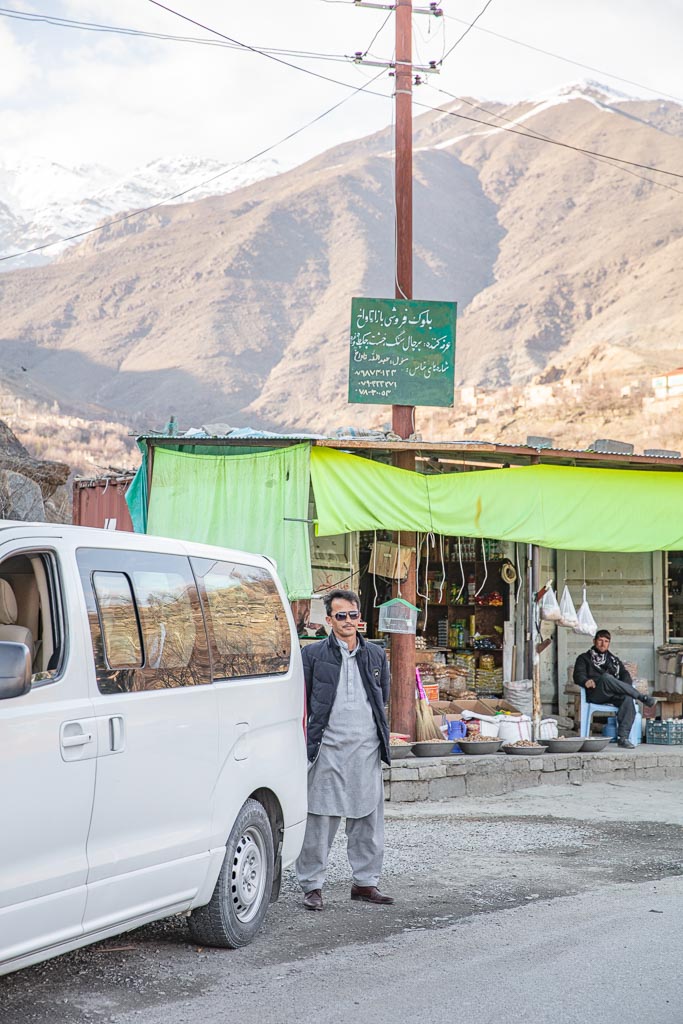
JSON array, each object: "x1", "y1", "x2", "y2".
[{"x1": 0, "y1": 523, "x2": 308, "y2": 976}]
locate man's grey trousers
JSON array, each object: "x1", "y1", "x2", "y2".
[{"x1": 295, "y1": 789, "x2": 385, "y2": 892}]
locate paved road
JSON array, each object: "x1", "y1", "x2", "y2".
[{"x1": 3, "y1": 780, "x2": 682, "y2": 1024}]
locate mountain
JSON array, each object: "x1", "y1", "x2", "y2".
[
  {"x1": 0, "y1": 155, "x2": 284, "y2": 270},
  {"x1": 0, "y1": 81, "x2": 682, "y2": 451}
]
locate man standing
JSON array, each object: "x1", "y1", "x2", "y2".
[
  {"x1": 573, "y1": 629, "x2": 656, "y2": 748},
  {"x1": 296, "y1": 588, "x2": 393, "y2": 911}
]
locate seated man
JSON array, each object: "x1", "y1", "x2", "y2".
[{"x1": 574, "y1": 629, "x2": 656, "y2": 748}]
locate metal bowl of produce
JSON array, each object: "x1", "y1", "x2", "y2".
[
  {"x1": 580, "y1": 737, "x2": 612, "y2": 752},
  {"x1": 411, "y1": 741, "x2": 456, "y2": 758},
  {"x1": 544, "y1": 737, "x2": 585, "y2": 754},
  {"x1": 502, "y1": 742, "x2": 545, "y2": 756},
  {"x1": 457, "y1": 739, "x2": 503, "y2": 755},
  {"x1": 389, "y1": 744, "x2": 413, "y2": 758}
]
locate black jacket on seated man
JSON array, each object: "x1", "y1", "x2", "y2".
[{"x1": 573, "y1": 629, "x2": 654, "y2": 747}]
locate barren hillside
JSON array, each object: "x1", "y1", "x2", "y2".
[{"x1": 0, "y1": 82, "x2": 682, "y2": 449}]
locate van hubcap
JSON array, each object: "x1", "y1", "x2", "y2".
[{"x1": 231, "y1": 826, "x2": 267, "y2": 922}]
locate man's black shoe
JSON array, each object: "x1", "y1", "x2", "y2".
[
  {"x1": 617, "y1": 737, "x2": 635, "y2": 749},
  {"x1": 642, "y1": 695, "x2": 657, "y2": 708},
  {"x1": 303, "y1": 889, "x2": 323, "y2": 911}
]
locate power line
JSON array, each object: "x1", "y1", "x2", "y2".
[
  {"x1": 4, "y1": 0, "x2": 680, "y2": 268},
  {"x1": 147, "y1": 0, "x2": 683, "y2": 182},
  {"x1": 427, "y1": 85, "x2": 683, "y2": 198},
  {"x1": 144, "y1": 0, "x2": 372, "y2": 92},
  {"x1": 0, "y1": 71, "x2": 388, "y2": 265},
  {"x1": 441, "y1": 11, "x2": 683, "y2": 107},
  {"x1": 416, "y1": 88, "x2": 683, "y2": 181},
  {"x1": 440, "y1": 0, "x2": 496, "y2": 63},
  {"x1": 0, "y1": 6, "x2": 351, "y2": 64}
]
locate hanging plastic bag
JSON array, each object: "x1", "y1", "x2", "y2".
[
  {"x1": 539, "y1": 582, "x2": 562, "y2": 622},
  {"x1": 558, "y1": 584, "x2": 578, "y2": 628},
  {"x1": 575, "y1": 586, "x2": 598, "y2": 636}
]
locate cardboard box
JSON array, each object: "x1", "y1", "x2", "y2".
[
  {"x1": 450, "y1": 699, "x2": 496, "y2": 716},
  {"x1": 368, "y1": 540, "x2": 414, "y2": 581},
  {"x1": 657, "y1": 697, "x2": 683, "y2": 720}
]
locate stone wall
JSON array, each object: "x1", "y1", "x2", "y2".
[{"x1": 384, "y1": 747, "x2": 683, "y2": 802}]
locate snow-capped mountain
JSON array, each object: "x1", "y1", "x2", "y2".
[{"x1": 0, "y1": 154, "x2": 285, "y2": 270}]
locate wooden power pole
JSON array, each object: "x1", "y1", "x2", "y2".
[{"x1": 389, "y1": 0, "x2": 417, "y2": 739}]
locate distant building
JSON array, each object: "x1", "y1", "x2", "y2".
[{"x1": 652, "y1": 368, "x2": 683, "y2": 399}]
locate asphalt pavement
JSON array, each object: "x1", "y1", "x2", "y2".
[{"x1": 3, "y1": 780, "x2": 682, "y2": 1024}]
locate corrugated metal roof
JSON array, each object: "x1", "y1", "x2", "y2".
[{"x1": 134, "y1": 432, "x2": 683, "y2": 469}]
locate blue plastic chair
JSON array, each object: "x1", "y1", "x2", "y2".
[{"x1": 579, "y1": 688, "x2": 642, "y2": 746}]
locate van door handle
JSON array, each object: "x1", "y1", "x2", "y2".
[
  {"x1": 109, "y1": 716, "x2": 125, "y2": 752},
  {"x1": 62, "y1": 732, "x2": 93, "y2": 748},
  {"x1": 234, "y1": 722, "x2": 250, "y2": 761}
]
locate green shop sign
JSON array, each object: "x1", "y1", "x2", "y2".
[{"x1": 349, "y1": 297, "x2": 457, "y2": 407}]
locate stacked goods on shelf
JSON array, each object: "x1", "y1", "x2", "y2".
[
  {"x1": 475, "y1": 667, "x2": 504, "y2": 695},
  {"x1": 447, "y1": 652, "x2": 476, "y2": 692}
]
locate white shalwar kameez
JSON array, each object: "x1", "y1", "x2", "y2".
[{"x1": 295, "y1": 639, "x2": 385, "y2": 892}]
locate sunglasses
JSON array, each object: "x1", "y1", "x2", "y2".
[{"x1": 331, "y1": 610, "x2": 360, "y2": 621}]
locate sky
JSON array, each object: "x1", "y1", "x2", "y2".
[{"x1": 0, "y1": 0, "x2": 681, "y2": 175}]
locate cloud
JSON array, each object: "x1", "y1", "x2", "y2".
[{"x1": 0, "y1": 21, "x2": 39, "y2": 99}]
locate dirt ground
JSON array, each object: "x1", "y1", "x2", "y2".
[{"x1": 3, "y1": 780, "x2": 682, "y2": 1024}]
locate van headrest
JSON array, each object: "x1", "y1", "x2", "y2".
[{"x1": 0, "y1": 580, "x2": 18, "y2": 625}]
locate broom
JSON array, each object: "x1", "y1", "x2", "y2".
[{"x1": 415, "y1": 668, "x2": 444, "y2": 742}]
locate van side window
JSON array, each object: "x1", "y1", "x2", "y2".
[
  {"x1": 92, "y1": 572, "x2": 143, "y2": 669},
  {"x1": 0, "y1": 551, "x2": 65, "y2": 683},
  {"x1": 191, "y1": 558, "x2": 291, "y2": 679},
  {"x1": 77, "y1": 549, "x2": 211, "y2": 694}
]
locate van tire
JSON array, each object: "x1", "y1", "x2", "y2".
[{"x1": 188, "y1": 799, "x2": 275, "y2": 949}]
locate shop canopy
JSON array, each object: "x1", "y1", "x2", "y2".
[
  {"x1": 310, "y1": 446, "x2": 683, "y2": 552},
  {"x1": 146, "y1": 444, "x2": 312, "y2": 599}
]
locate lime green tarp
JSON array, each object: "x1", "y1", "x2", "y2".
[
  {"x1": 147, "y1": 444, "x2": 312, "y2": 599},
  {"x1": 310, "y1": 446, "x2": 683, "y2": 552}
]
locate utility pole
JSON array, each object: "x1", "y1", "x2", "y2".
[
  {"x1": 390, "y1": 0, "x2": 417, "y2": 740},
  {"x1": 354, "y1": 1, "x2": 441, "y2": 739}
]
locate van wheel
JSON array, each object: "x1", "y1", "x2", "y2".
[{"x1": 188, "y1": 799, "x2": 274, "y2": 949}]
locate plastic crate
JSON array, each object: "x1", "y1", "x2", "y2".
[{"x1": 646, "y1": 719, "x2": 683, "y2": 745}]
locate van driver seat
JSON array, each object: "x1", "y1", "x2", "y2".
[{"x1": 0, "y1": 579, "x2": 34, "y2": 656}]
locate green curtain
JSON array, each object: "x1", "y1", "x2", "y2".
[
  {"x1": 310, "y1": 446, "x2": 683, "y2": 552},
  {"x1": 147, "y1": 444, "x2": 312, "y2": 599},
  {"x1": 124, "y1": 446, "x2": 148, "y2": 534}
]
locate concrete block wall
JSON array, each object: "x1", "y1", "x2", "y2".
[{"x1": 383, "y1": 747, "x2": 683, "y2": 802}]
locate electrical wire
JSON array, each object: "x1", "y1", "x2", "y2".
[
  {"x1": 0, "y1": 69, "x2": 387, "y2": 264},
  {"x1": 0, "y1": 6, "x2": 351, "y2": 63},
  {"x1": 362, "y1": 9, "x2": 394, "y2": 58},
  {"x1": 145, "y1": 2, "x2": 683, "y2": 185},
  {"x1": 426, "y1": 85, "x2": 683, "y2": 198},
  {"x1": 440, "y1": 0, "x2": 496, "y2": 63},
  {"x1": 441, "y1": 11, "x2": 683, "y2": 107},
  {"x1": 145, "y1": 0, "x2": 369, "y2": 92},
  {"x1": 420, "y1": 87, "x2": 683, "y2": 182}
]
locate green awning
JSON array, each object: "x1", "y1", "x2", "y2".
[
  {"x1": 310, "y1": 446, "x2": 683, "y2": 551},
  {"x1": 147, "y1": 444, "x2": 312, "y2": 599}
]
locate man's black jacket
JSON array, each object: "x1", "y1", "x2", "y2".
[
  {"x1": 573, "y1": 648, "x2": 632, "y2": 689},
  {"x1": 301, "y1": 632, "x2": 391, "y2": 765}
]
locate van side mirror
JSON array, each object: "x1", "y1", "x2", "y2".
[{"x1": 0, "y1": 642, "x2": 32, "y2": 700}]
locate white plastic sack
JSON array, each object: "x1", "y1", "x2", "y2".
[
  {"x1": 459, "y1": 711, "x2": 499, "y2": 737},
  {"x1": 503, "y1": 679, "x2": 533, "y2": 717},
  {"x1": 540, "y1": 583, "x2": 562, "y2": 622},
  {"x1": 558, "y1": 585, "x2": 578, "y2": 629},
  {"x1": 574, "y1": 586, "x2": 598, "y2": 636},
  {"x1": 539, "y1": 718, "x2": 559, "y2": 740},
  {"x1": 498, "y1": 716, "x2": 532, "y2": 744}
]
